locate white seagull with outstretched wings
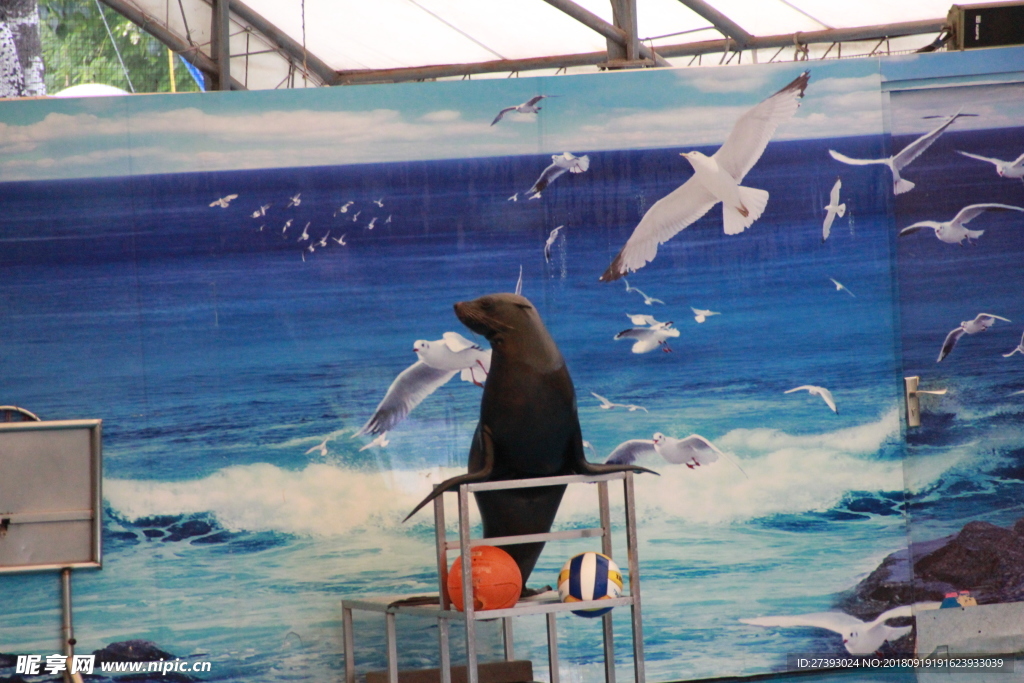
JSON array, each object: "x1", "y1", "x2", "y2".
[
  {"x1": 938, "y1": 313, "x2": 1010, "y2": 362},
  {"x1": 601, "y1": 71, "x2": 809, "y2": 281},
  {"x1": 829, "y1": 112, "x2": 976, "y2": 195},
  {"x1": 491, "y1": 95, "x2": 555, "y2": 125},
  {"x1": 606, "y1": 432, "x2": 746, "y2": 476},
  {"x1": 527, "y1": 152, "x2": 589, "y2": 198},
  {"x1": 957, "y1": 150, "x2": 1024, "y2": 180},
  {"x1": 742, "y1": 603, "x2": 940, "y2": 656},
  {"x1": 822, "y1": 177, "x2": 845, "y2": 241},
  {"x1": 898, "y1": 203, "x2": 1024, "y2": 245},
  {"x1": 355, "y1": 333, "x2": 491, "y2": 436}
]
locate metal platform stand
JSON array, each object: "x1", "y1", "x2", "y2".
[{"x1": 342, "y1": 471, "x2": 646, "y2": 683}]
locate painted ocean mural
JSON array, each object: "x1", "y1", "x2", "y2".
[{"x1": 1, "y1": 52, "x2": 1023, "y2": 682}]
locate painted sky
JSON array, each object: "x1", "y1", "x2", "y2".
[{"x1": 1, "y1": 48, "x2": 1022, "y2": 183}]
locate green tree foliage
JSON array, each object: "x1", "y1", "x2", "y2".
[{"x1": 39, "y1": 0, "x2": 202, "y2": 94}]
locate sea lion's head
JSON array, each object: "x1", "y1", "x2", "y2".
[{"x1": 454, "y1": 293, "x2": 562, "y2": 370}]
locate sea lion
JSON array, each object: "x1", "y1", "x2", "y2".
[{"x1": 405, "y1": 292, "x2": 654, "y2": 587}]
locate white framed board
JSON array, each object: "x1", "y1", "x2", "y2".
[{"x1": 0, "y1": 420, "x2": 102, "y2": 573}]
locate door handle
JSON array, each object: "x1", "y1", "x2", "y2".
[{"x1": 904, "y1": 376, "x2": 947, "y2": 428}]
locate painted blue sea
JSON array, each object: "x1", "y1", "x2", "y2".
[{"x1": 1, "y1": 125, "x2": 1022, "y2": 683}]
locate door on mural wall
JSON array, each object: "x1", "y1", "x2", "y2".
[{"x1": 888, "y1": 81, "x2": 1024, "y2": 629}]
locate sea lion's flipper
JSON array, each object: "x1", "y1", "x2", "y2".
[
  {"x1": 570, "y1": 425, "x2": 659, "y2": 477},
  {"x1": 402, "y1": 425, "x2": 496, "y2": 523}
]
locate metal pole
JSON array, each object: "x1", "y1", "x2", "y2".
[
  {"x1": 623, "y1": 473, "x2": 645, "y2": 683},
  {"x1": 458, "y1": 485, "x2": 478, "y2": 683},
  {"x1": 546, "y1": 612, "x2": 560, "y2": 683},
  {"x1": 434, "y1": 488, "x2": 450, "y2": 610},
  {"x1": 343, "y1": 605, "x2": 355, "y2": 683},
  {"x1": 61, "y1": 568, "x2": 74, "y2": 683},
  {"x1": 385, "y1": 612, "x2": 398, "y2": 683},
  {"x1": 434, "y1": 487, "x2": 453, "y2": 683},
  {"x1": 598, "y1": 481, "x2": 615, "y2": 683},
  {"x1": 214, "y1": 0, "x2": 231, "y2": 90},
  {"x1": 502, "y1": 617, "x2": 515, "y2": 661},
  {"x1": 439, "y1": 620, "x2": 452, "y2": 683}
]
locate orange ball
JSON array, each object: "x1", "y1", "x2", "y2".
[{"x1": 446, "y1": 545, "x2": 522, "y2": 611}]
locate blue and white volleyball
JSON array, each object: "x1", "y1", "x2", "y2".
[{"x1": 557, "y1": 552, "x2": 623, "y2": 618}]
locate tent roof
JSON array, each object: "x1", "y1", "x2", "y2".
[{"x1": 105, "y1": 0, "x2": 954, "y2": 90}]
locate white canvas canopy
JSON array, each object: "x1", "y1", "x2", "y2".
[{"x1": 102, "y1": 0, "x2": 954, "y2": 89}]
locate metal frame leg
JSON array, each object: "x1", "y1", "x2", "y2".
[
  {"x1": 459, "y1": 485, "x2": 479, "y2": 683},
  {"x1": 343, "y1": 606, "x2": 355, "y2": 683},
  {"x1": 386, "y1": 612, "x2": 398, "y2": 683},
  {"x1": 623, "y1": 473, "x2": 645, "y2": 683},
  {"x1": 547, "y1": 612, "x2": 560, "y2": 683},
  {"x1": 502, "y1": 617, "x2": 515, "y2": 660},
  {"x1": 598, "y1": 482, "x2": 616, "y2": 683},
  {"x1": 438, "y1": 619, "x2": 452, "y2": 683}
]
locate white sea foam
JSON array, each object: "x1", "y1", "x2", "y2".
[
  {"x1": 105, "y1": 463, "x2": 467, "y2": 537},
  {"x1": 103, "y1": 408, "x2": 947, "y2": 536}
]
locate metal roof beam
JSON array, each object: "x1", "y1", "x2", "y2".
[
  {"x1": 675, "y1": 0, "x2": 754, "y2": 47},
  {"x1": 213, "y1": 0, "x2": 231, "y2": 90},
  {"x1": 98, "y1": 0, "x2": 246, "y2": 89},
  {"x1": 540, "y1": 0, "x2": 670, "y2": 67}
]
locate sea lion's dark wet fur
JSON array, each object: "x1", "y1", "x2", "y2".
[{"x1": 405, "y1": 293, "x2": 654, "y2": 587}]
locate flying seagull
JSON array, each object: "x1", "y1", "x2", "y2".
[
  {"x1": 209, "y1": 194, "x2": 238, "y2": 208},
  {"x1": 606, "y1": 432, "x2": 746, "y2": 476},
  {"x1": 785, "y1": 385, "x2": 837, "y2": 413},
  {"x1": 515, "y1": 265, "x2": 523, "y2": 296},
  {"x1": 691, "y1": 307, "x2": 720, "y2": 323},
  {"x1": 591, "y1": 391, "x2": 648, "y2": 412},
  {"x1": 527, "y1": 152, "x2": 589, "y2": 198},
  {"x1": 355, "y1": 333, "x2": 491, "y2": 436},
  {"x1": 298, "y1": 222, "x2": 310, "y2": 242},
  {"x1": 251, "y1": 203, "x2": 270, "y2": 218},
  {"x1": 741, "y1": 603, "x2": 940, "y2": 656},
  {"x1": 332, "y1": 234, "x2": 347, "y2": 245},
  {"x1": 1004, "y1": 331, "x2": 1024, "y2": 357},
  {"x1": 337, "y1": 201, "x2": 354, "y2": 214},
  {"x1": 938, "y1": 313, "x2": 1011, "y2": 362},
  {"x1": 373, "y1": 198, "x2": 385, "y2": 207},
  {"x1": 317, "y1": 232, "x2": 330, "y2": 248},
  {"x1": 822, "y1": 178, "x2": 845, "y2": 241},
  {"x1": 544, "y1": 225, "x2": 564, "y2": 262},
  {"x1": 358, "y1": 432, "x2": 390, "y2": 451},
  {"x1": 367, "y1": 217, "x2": 378, "y2": 230},
  {"x1": 957, "y1": 150, "x2": 1024, "y2": 180},
  {"x1": 829, "y1": 112, "x2": 976, "y2": 195},
  {"x1": 287, "y1": 192, "x2": 302, "y2": 208},
  {"x1": 601, "y1": 71, "x2": 809, "y2": 282},
  {"x1": 829, "y1": 278, "x2": 855, "y2": 297},
  {"x1": 626, "y1": 313, "x2": 666, "y2": 327},
  {"x1": 305, "y1": 438, "x2": 330, "y2": 457},
  {"x1": 624, "y1": 280, "x2": 664, "y2": 305},
  {"x1": 281, "y1": 219, "x2": 293, "y2": 236},
  {"x1": 615, "y1": 321, "x2": 680, "y2": 354},
  {"x1": 491, "y1": 95, "x2": 555, "y2": 125},
  {"x1": 508, "y1": 193, "x2": 519, "y2": 202},
  {"x1": 898, "y1": 203, "x2": 1024, "y2": 245}
]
